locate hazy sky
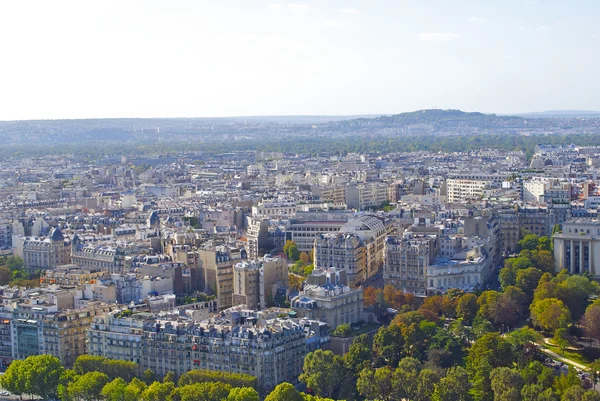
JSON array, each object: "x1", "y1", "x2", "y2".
[{"x1": 0, "y1": 0, "x2": 598, "y2": 120}]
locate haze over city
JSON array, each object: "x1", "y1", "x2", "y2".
[{"x1": 1, "y1": 0, "x2": 599, "y2": 120}]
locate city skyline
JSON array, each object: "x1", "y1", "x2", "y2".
[{"x1": 1, "y1": 0, "x2": 599, "y2": 120}]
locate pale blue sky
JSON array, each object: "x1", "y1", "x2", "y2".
[{"x1": 0, "y1": 0, "x2": 597, "y2": 119}]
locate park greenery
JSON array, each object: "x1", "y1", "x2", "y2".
[{"x1": 0, "y1": 255, "x2": 40, "y2": 288}]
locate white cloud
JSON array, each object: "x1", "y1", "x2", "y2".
[
  {"x1": 288, "y1": 3, "x2": 311, "y2": 11},
  {"x1": 468, "y1": 16, "x2": 487, "y2": 25},
  {"x1": 341, "y1": 8, "x2": 359, "y2": 14},
  {"x1": 418, "y1": 32, "x2": 459, "y2": 41},
  {"x1": 536, "y1": 25, "x2": 551, "y2": 32},
  {"x1": 268, "y1": 4, "x2": 283, "y2": 9}
]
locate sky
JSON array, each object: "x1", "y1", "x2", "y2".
[{"x1": 0, "y1": 0, "x2": 598, "y2": 120}]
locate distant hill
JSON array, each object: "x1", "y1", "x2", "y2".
[{"x1": 512, "y1": 110, "x2": 600, "y2": 118}]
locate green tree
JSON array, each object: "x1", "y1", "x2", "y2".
[
  {"x1": 583, "y1": 299, "x2": 600, "y2": 341},
  {"x1": 101, "y1": 378, "x2": 127, "y2": 401},
  {"x1": 373, "y1": 324, "x2": 405, "y2": 366},
  {"x1": 518, "y1": 234, "x2": 541, "y2": 252},
  {"x1": 456, "y1": 293, "x2": 478, "y2": 323},
  {"x1": 0, "y1": 266, "x2": 12, "y2": 285},
  {"x1": 553, "y1": 367, "x2": 581, "y2": 396},
  {"x1": 264, "y1": 383, "x2": 303, "y2": 401},
  {"x1": 530, "y1": 298, "x2": 571, "y2": 331},
  {"x1": 331, "y1": 323, "x2": 352, "y2": 337},
  {"x1": 416, "y1": 368, "x2": 444, "y2": 401},
  {"x1": 25, "y1": 354, "x2": 65, "y2": 400},
  {"x1": 0, "y1": 360, "x2": 27, "y2": 397},
  {"x1": 140, "y1": 381, "x2": 175, "y2": 401},
  {"x1": 583, "y1": 391, "x2": 600, "y2": 401},
  {"x1": 515, "y1": 267, "x2": 543, "y2": 298},
  {"x1": 554, "y1": 328, "x2": 570, "y2": 355},
  {"x1": 344, "y1": 334, "x2": 372, "y2": 373},
  {"x1": 142, "y1": 369, "x2": 156, "y2": 385},
  {"x1": 163, "y1": 372, "x2": 176, "y2": 383},
  {"x1": 393, "y1": 357, "x2": 422, "y2": 400},
  {"x1": 68, "y1": 371, "x2": 110, "y2": 401},
  {"x1": 466, "y1": 333, "x2": 514, "y2": 401},
  {"x1": 300, "y1": 350, "x2": 344, "y2": 399},
  {"x1": 284, "y1": 241, "x2": 300, "y2": 261},
  {"x1": 357, "y1": 367, "x2": 395, "y2": 401},
  {"x1": 226, "y1": 387, "x2": 260, "y2": 401},
  {"x1": 175, "y1": 382, "x2": 231, "y2": 401},
  {"x1": 432, "y1": 366, "x2": 472, "y2": 401},
  {"x1": 538, "y1": 236, "x2": 552, "y2": 251},
  {"x1": 490, "y1": 367, "x2": 523, "y2": 401},
  {"x1": 561, "y1": 385, "x2": 585, "y2": 401}
]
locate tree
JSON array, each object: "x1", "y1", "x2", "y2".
[
  {"x1": 101, "y1": 378, "x2": 128, "y2": 401},
  {"x1": 299, "y1": 350, "x2": 344, "y2": 399},
  {"x1": 416, "y1": 368, "x2": 444, "y2": 401},
  {"x1": 393, "y1": 357, "x2": 422, "y2": 400},
  {"x1": 373, "y1": 324, "x2": 405, "y2": 366},
  {"x1": 142, "y1": 369, "x2": 156, "y2": 385},
  {"x1": 490, "y1": 367, "x2": 523, "y2": 401},
  {"x1": 554, "y1": 328, "x2": 570, "y2": 355},
  {"x1": 456, "y1": 293, "x2": 478, "y2": 323},
  {"x1": 561, "y1": 385, "x2": 585, "y2": 401},
  {"x1": 466, "y1": 333, "x2": 514, "y2": 401},
  {"x1": 472, "y1": 315, "x2": 495, "y2": 340},
  {"x1": 175, "y1": 382, "x2": 231, "y2": 401},
  {"x1": 344, "y1": 334, "x2": 372, "y2": 373},
  {"x1": 518, "y1": 234, "x2": 541, "y2": 252},
  {"x1": 284, "y1": 241, "x2": 300, "y2": 261},
  {"x1": 499, "y1": 266, "x2": 517, "y2": 290},
  {"x1": 583, "y1": 391, "x2": 600, "y2": 401},
  {"x1": 264, "y1": 383, "x2": 304, "y2": 401},
  {"x1": 25, "y1": 354, "x2": 65, "y2": 400},
  {"x1": 553, "y1": 367, "x2": 581, "y2": 396},
  {"x1": 227, "y1": 387, "x2": 260, "y2": 401},
  {"x1": 331, "y1": 323, "x2": 352, "y2": 337},
  {"x1": 538, "y1": 236, "x2": 551, "y2": 251},
  {"x1": 140, "y1": 381, "x2": 175, "y2": 401},
  {"x1": 432, "y1": 366, "x2": 471, "y2": 401},
  {"x1": 289, "y1": 274, "x2": 304, "y2": 291},
  {"x1": 163, "y1": 372, "x2": 175, "y2": 383},
  {"x1": 364, "y1": 286, "x2": 376, "y2": 307},
  {"x1": 0, "y1": 360, "x2": 27, "y2": 397},
  {"x1": 0, "y1": 266, "x2": 11, "y2": 285},
  {"x1": 530, "y1": 298, "x2": 571, "y2": 331},
  {"x1": 357, "y1": 367, "x2": 395, "y2": 401},
  {"x1": 68, "y1": 372, "x2": 110, "y2": 401},
  {"x1": 299, "y1": 252, "x2": 311, "y2": 266},
  {"x1": 421, "y1": 295, "x2": 444, "y2": 316},
  {"x1": 515, "y1": 268, "x2": 543, "y2": 298},
  {"x1": 583, "y1": 299, "x2": 600, "y2": 341},
  {"x1": 532, "y1": 250, "x2": 555, "y2": 273}
]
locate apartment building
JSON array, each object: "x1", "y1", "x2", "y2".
[
  {"x1": 314, "y1": 233, "x2": 366, "y2": 287},
  {"x1": 383, "y1": 233, "x2": 437, "y2": 296},
  {"x1": 290, "y1": 268, "x2": 363, "y2": 329},
  {"x1": 446, "y1": 179, "x2": 490, "y2": 203},
  {"x1": 89, "y1": 310, "x2": 329, "y2": 390}
]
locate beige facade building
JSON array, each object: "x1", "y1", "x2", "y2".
[
  {"x1": 314, "y1": 233, "x2": 366, "y2": 287},
  {"x1": 42, "y1": 303, "x2": 117, "y2": 367},
  {"x1": 290, "y1": 268, "x2": 363, "y2": 329},
  {"x1": 20, "y1": 227, "x2": 71, "y2": 273},
  {"x1": 553, "y1": 219, "x2": 600, "y2": 278},
  {"x1": 197, "y1": 246, "x2": 240, "y2": 311},
  {"x1": 384, "y1": 232, "x2": 437, "y2": 296},
  {"x1": 88, "y1": 309, "x2": 329, "y2": 390}
]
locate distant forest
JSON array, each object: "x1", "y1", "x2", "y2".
[{"x1": 3, "y1": 132, "x2": 600, "y2": 161}]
